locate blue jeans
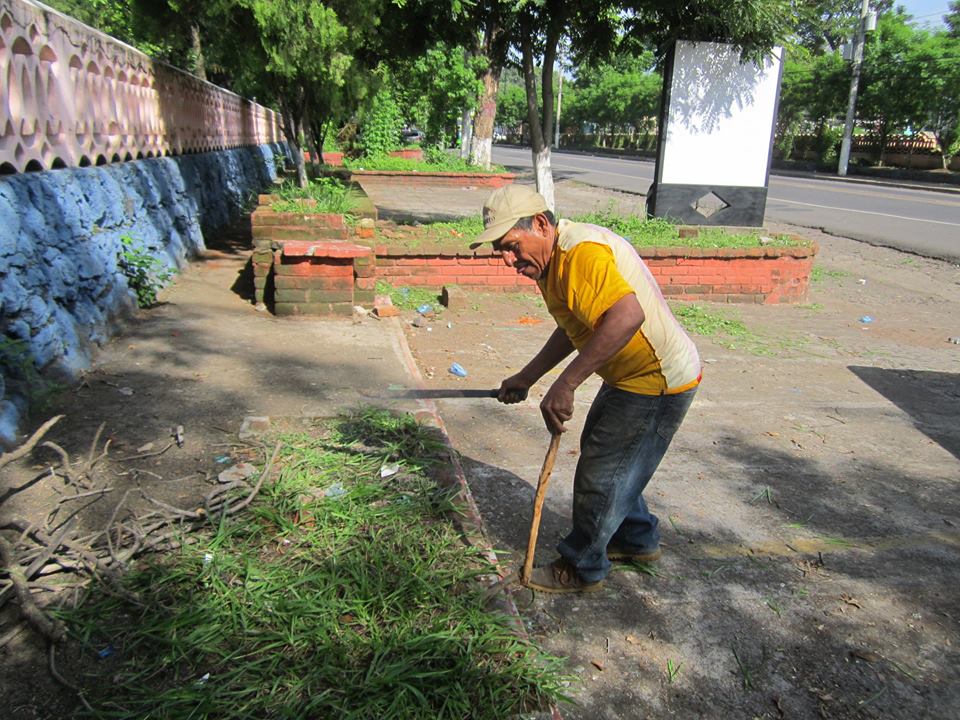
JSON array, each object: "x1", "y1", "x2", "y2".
[{"x1": 557, "y1": 384, "x2": 697, "y2": 582}]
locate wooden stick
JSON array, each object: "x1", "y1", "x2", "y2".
[
  {"x1": 520, "y1": 433, "x2": 561, "y2": 586},
  {"x1": 0, "y1": 416, "x2": 63, "y2": 471}
]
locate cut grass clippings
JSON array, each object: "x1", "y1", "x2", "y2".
[
  {"x1": 671, "y1": 303, "x2": 769, "y2": 355},
  {"x1": 375, "y1": 281, "x2": 444, "y2": 313},
  {"x1": 670, "y1": 303, "x2": 808, "y2": 357},
  {"x1": 59, "y1": 410, "x2": 567, "y2": 719}
]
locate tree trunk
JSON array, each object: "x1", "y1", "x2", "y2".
[
  {"x1": 281, "y1": 107, "x2": 307, "y2": 188},
  {"x1": 190, "y1": 23, "x2": 206, "y2": 81},
  {"x1": 460, "y1": 108, "x2": 474, "y2": 160},
  {"x1": 471, "y1": 68, "x2": 499, "y2": 170},
  {"x1": 470, "y1": 18, "x2": 511, "y2": 170},
  {"x1": 520, "y1": 15, "x2": 555, "y2": 210}
]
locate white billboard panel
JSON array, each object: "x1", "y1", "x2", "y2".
[{"x1": 660, "y1": 41, "x2": 783, "y2": 188}]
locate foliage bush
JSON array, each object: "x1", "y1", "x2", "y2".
[
  {"x1": 117, "y1": 235, "x2": 175, "y2": 308},
  {"x1": 359, "y1": 87, "x2": 404, "y2": 157}
]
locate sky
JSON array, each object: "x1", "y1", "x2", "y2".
[{"x1": 896, "y1": 0, "x2": 951, "y2": 27}]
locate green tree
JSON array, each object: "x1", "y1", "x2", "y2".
[
  {"x1": 513, "y1": 0, "x2": 797, "y2": 208},
  {"x1": 776, "y1": 47, "x2": 847, "y2": 161},
  {"x1": 393, "y1": 43, "x2": 484, "y2": 148},
  {"x1": 913, "y1": 32, "x2": 960, "y2": 168},
  {"x1": 495, "y1": 82, "x2": 530, "y2": 137},
  {"x1": 946, "y1": 1, "x2": 960, "y2": 37},
  {"x1": 857, "y1": 10, "x2": 928, "y2": 165},
  {"x1": 571, "y1": 52, "x2": 660, "y2": 148},
  {"x1": 790, "y1": 0, "x2": 894, "y2": 53}
]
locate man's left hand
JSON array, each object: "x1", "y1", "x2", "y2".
[{"x1": 540, "y1": 379, "x2": 575, "y2": 434}]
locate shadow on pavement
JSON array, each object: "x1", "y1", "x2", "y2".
[{"x1": 848, "y1": 366, "x2": 960, "y2": 460}]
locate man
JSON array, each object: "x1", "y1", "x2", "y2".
[{"x1": 471, "y1": 185, "x2": 701, "y2": 593}]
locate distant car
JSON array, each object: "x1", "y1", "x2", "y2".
[{"x1": 401, "y1": 127, "x2": 424, "y2": 144}]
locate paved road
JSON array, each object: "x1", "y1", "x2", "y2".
[{"x1": 492, "y1": 145, "x2": 960, "y2": 263}]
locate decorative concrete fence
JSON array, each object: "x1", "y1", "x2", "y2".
[
  {"x1": 0, "y1": 0, "x2": 284, "y2": 174},
  {"x1": 0, "y1": 0, "x2": 290, "y2": 446}
]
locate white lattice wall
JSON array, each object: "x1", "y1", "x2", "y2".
[{"x1": 0, "y1": 0, "x2": 284, "y2": 174}]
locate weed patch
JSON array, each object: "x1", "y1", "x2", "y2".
[
  {"x1": 270, "y1": 177, "x2": 360, "y2": 215},
  {"x1": 400, "y1": 213, "x2": 807, "y2": 251},
  {"x1": 569, "y1": 211, "x2": 805, "y2": 249},
  {"x1": 344, "y1": 154, "x2": 508, "y2": 174},
  {"x1": 117, "y1": 235, "x2": 175, "y2": 308},
  {"x1": 60, "y1": 411, "x2": 567, "y2": 718}
]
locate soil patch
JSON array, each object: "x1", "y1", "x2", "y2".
[{"x1": 398, "y1": 222, "x2": 960, "y2": 719}]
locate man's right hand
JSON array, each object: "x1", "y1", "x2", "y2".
[{"x1": 497, "y1": 373, "x2": 531, "y2": 404}]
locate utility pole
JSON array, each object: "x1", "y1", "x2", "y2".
[
  {"x1": 554, "y1": 38, "x2": 565, "y2": 148},
  {"x1": 554, "y1": 70, "x2": 563, "y2": 148},
  {"x1": 837, "y1": 0, "x2": 871, "y2": 176}
]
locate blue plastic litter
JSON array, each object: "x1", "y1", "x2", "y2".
[
  {"x1": 98, "y1": 645, "x2": 116, "y2": 659},
  {"x1": 859, "y1": 315, "x2": 874, "y2": 324},
  {"x1": 449, "y1": 362, "x2": 468, "y2": 378},
  {"x1": 325, "y1": 483, "x2": 347, "y2": 498},
  {"x1": 417, "y1": 303, "x2": 432, "y2": 315},
  {"x1": 214, "y1": 455, "x2": 230, "y2": 464}
]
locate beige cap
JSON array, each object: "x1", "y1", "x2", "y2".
[{"x1": 470, "y1": 185, "x2": 549, "y2": 249}]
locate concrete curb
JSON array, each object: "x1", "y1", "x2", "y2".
[
  {"x1": 770, "y1": 168, "x2": 960, "y2": 196},
  {"x1": 384, "y1": 316, "x2": 564, "y2": 720}
]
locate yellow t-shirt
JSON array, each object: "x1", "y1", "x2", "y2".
[{"x1": 538, "y1": 219, "x2": 701, "y2": 395}]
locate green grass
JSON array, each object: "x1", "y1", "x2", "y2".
[
  {"x1": 671, "y1": 303, "x2": 791, "y2": 356},
  {"x1": 569, "y1": 211, "x2": 805, "y2": 249},
  {"x1": 344, "y1": 155, "x2": 509, "y2": 174},
  {"x1": 404, "y1": 212, "x2": 808, "y2": 250},
  {"x1": 810, "y1": 265, "x2": 849, "y2": 282},
  {"x1": 375, "y1": 281, "x2": 444, "y2": 313},
  {"x1": 270, "y1": 177, "x2": 360, "y2": 215},
  {"x1": 60, "y1": 411, "x2": 567, "y2": 719}
]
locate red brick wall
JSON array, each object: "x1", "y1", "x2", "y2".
[{"x1": 373, "y1": 244, "x2": 817, "y2": 304}]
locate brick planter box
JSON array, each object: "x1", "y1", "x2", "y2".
[
  {"x1": 370, "y1": 241, "x2": 818, "y2": 304},
  {"x1": 388, "y1": 148, "x2": 424, "y2": 161},
  {"x1": 321, "y1": 151, "x2": 344, "y2": 166},
  {"x1": 249, "y1": 184, "x2": 379, "y2": 311},
  {"x1": 272, "y1": 241, "x2": 376, "y2": 317}
]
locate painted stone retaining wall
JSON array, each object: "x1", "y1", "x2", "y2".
[{"x1": 0, "y1": 142, "x2": 290, "y2": 447}]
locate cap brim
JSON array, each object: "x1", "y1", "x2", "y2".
[{"x1": 469, "y1": 217, "x2": 517, "y2": 250}]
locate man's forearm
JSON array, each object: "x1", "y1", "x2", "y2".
[
  {"x1": 519, "y1": 327, "x2": 575, "y2": 385},
  {"x1": 557, "y1": 295, "x2": 644, "y2": 390}
]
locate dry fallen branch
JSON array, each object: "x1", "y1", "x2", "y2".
[
  {"x1": 116, "y1": 442, "x2": 173, "y2": 463},
  {"x1": 0, "y1": 519, "x2": 76, "y2": 609},
  {"x1": 57, "y1": 488, "x2": 114, "y2": 504},
  {"x1": 0, "y1": 416, "x2": 64, "y2": 472},
  {"x1": 0, "y1": 535, "x2": 66, "y2": 642}
]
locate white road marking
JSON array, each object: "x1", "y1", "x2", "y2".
[{"x1": 767, "y1": 197, "x2": 960, "y2": 227}]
